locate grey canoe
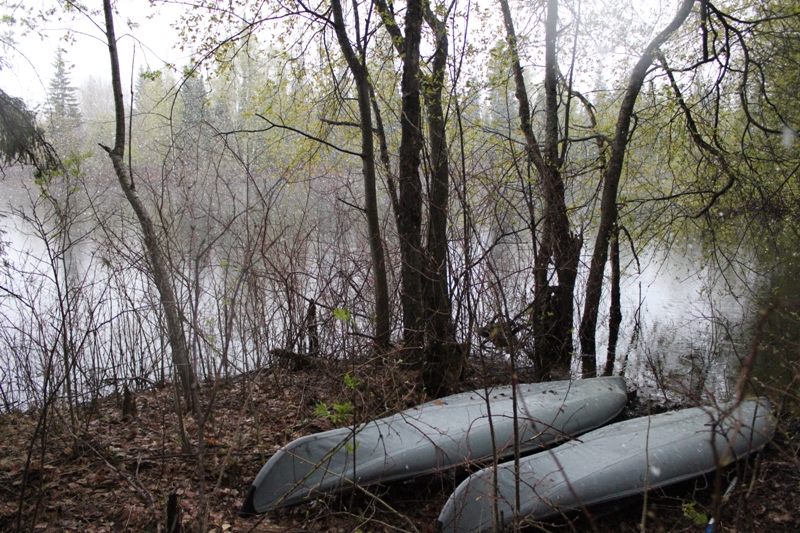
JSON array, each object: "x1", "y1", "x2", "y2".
[
  {"x1": 241, "y1": 376, "x2": 628, "y2": 514},
  {"x1": 437, "y1": 397, "x2": 775, "y2": 533}
]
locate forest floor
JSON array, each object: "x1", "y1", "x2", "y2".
[{"x1": 1, "y1": 357, "x2": 798, "y2": 533}]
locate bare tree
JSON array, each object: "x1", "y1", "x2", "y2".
[
  {"x1": 328, "y1": 0, "x2": 392, "y2": 353},
  {"x1": 99, "y1": 0, "x2": 194, "y2": 400},
  {"x1": 498, "y1": 0, "x2": 581, "y2": 379}
]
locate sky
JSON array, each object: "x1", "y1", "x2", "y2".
[
  {"x1": 0, "y1": 0, "x2": 680, "y2": 111},
  {"x1": 0, "y1": 0, "x2": 190, "y2": 107}
]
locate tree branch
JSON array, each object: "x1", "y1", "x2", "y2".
[{"x1": 253, "y1": 114, "x2": 363, "y2": 157}]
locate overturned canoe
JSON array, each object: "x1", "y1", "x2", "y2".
[
  {"x1": 437, "y1": 398, "x2": 775, "y2": 533},
  {"x1": 242, "y1": 376, "x2": 628, "y2": 514}
]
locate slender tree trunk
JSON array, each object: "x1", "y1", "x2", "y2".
[
  {"x1": 423, "y1": 9, "x2": 451, "y2": 347},
  {"x1": 580, "y1": 0, "x2": 696, "y2": 363},
  {"x1": 604, "y1": 224, "x2": 621, "y2": 376},
  {"x1": 396, "y1": 0, "x2": 426, "y2": 358},
  {"x1": 499, "y1": 0, "x2": 547, "y2": 376},
  {"x1": 499, "y1": 0, "x2": 581, "y2": 379},
  {"x1": 372, "y1": 0, "x2": 436, "y2": 366},
  {"x1": 420, "y1": 5, "x2": 459, "y2": 394},
  {"x1": 542, "y1": 0, "x2": 582, "y2": 376},
  {"x1": 103, "y1": 2, "x2": 210, "y2": 529},
  {"x1": 101, "y1": 0, "x2": 193, "y2": 399},
  {"x1": 329, "y1": 0, "x2": 392, "y2": 353}
]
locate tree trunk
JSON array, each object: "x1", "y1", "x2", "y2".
[
  {"x1": 604, "y1": 224, "x2": 622, "y2": 376},
  {"x1": 396, "y1": 0, "x2": 426, "y2": 358},
  {"x1": 423, "y1": 7, "x2": 451, "y2": 347},
  {"x1": 421, "y1": 5, "x2": 458, "y2": 395},
  {"x1": 101, "y1": 0, "x2": 192, "y2": 399},
  {"x1": 580, "y1": 0, "x2": 696, "y2": 361},
  {"x1": 374, "y1": 0, "x2": 455, "y2": 385},
  {"x1": 499, "y1": 0, "x2": 581, "y2": 380},
  {"x1": 541, "y1": 0, "x2": 582, "y2": 376},
  {"x1": 103, "y1": 3, "x2": 210, "y2": 528},
  {"x1": 329, "y1": 0, "x2": 392, "y2": 353}
]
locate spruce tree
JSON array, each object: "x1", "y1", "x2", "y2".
[
  {"x1": 45, "y1": 48, "x2": 82, "y2": 140},
  {"x1": 180, "y1": 73, "x2": 206, "y2": 126}
]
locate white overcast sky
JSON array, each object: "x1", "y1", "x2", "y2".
[
  {"x1": 0, "y1": 0, "x2": 190, "y2": 106},
  {"x1": 0, "y1": 0, "x2": 676, "y2": 109}
]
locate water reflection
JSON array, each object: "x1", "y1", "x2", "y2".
[
  {"x1": 2, "y1": 211, "x2": 798, "y2": 412},
  {"x1": 602, "y1": 245, "x2": 754, "y2": 404}
]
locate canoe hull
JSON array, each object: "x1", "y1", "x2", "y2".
[
  {"x1": 243, "y1": 376, "x2": 628, "y2": 514},
  {"x1": 437, "y1": 398, "x2": 775, "y2": 533}
]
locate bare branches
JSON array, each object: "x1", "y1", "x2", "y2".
[
  {"x1": 657, "y1": 53, "x2": 737, "y2": 219},
  {"x1": 245, "y1": 114, "x2": 364, "y2": 157}
]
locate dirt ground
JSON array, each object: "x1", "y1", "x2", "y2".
[{"x1": 1, "y1": 359, "x2": 798, "y2": 533}]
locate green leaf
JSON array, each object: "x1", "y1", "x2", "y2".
[
  {"x1": 682, "y1": 502, "x2": 708, "y2": 525},
  {"x1": 314, "y1": 403, "x2": 330, "y2": 419},
  {"x1": 344, "y1": 372, "x2": 359, "y2": 390},
  {"x1": 333, "y1": 307, "x2": 351, "y2": 322},
  {"x1": 330, "y1": 402, "x2": 354, "y2": 424}
]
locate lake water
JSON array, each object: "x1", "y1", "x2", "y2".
[{"x1": 1, "y1": 214, "x2": 796, "y2": 412}]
